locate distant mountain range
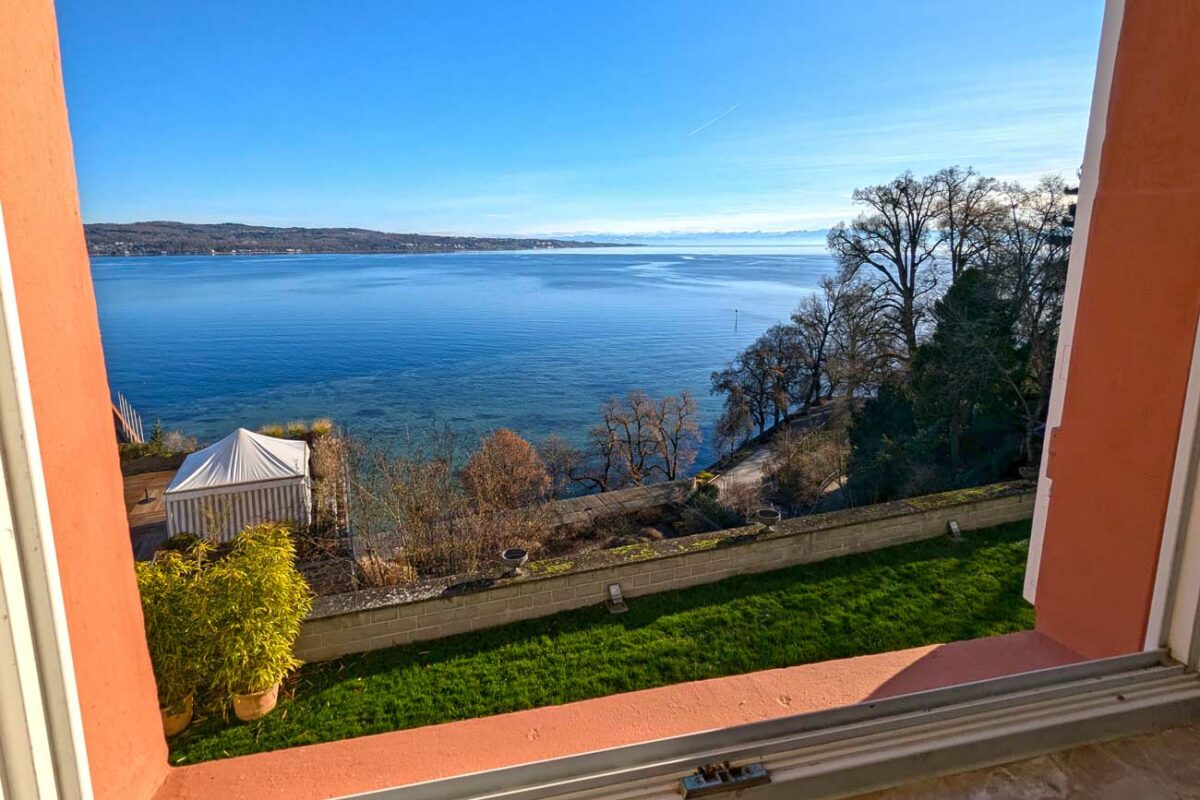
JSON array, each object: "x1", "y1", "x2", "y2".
[
  {"x1": 84, "y1": 221, "x2": 623, "y2": 257},
  {"x1": 558, "y1": 229, "x2": 831, "y2": 245}
]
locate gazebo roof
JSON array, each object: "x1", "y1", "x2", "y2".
[{"x1": 165, "y1": 428, "x2": 307, "y2": 494}]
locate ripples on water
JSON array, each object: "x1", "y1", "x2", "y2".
[{"x1": 92, "y1": 247, "x2": 835, "y2": 465}]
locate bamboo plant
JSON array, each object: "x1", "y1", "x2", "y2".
[
  {"x1": 135, "y1": 547, "x2": 209, "y2": 715},
  {"x1": 202, "y1": 523, "x2": 312, "y2": 699}
]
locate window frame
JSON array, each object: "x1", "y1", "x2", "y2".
[
  {"x1": 0, "y1": 200, "x2": 92, "y2": 800},
  {"x1": 6, "y1": 1, "x2": 1200, "y2": 798}
]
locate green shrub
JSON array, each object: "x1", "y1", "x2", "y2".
[
  {"x1": 161, "y1": 532, "x2": 201, "y2": 554},
  {"x1": 310, "y1": 417, "x2": 334, "y2": 437},
  {"x1": 202, "y1": 524, "x2": 313, "y2": 697},
  {"x1": 258, "y1": 423, "x2": 286, "y2": 438},
  {"x1": 285, "y1": 421, "x2": 309, "y2": 439},
  {"x1": 135, "y1": 550, "x2": 209, "y2": 713},
  {"x1": 694, "y1": 470, "x2": 717, "y2": 486},
  {"x1": 686, "y1": 491, "x2": 745, "y2": 530},
  {"x1": 119, "y1": 426, "x2": 198, "y2": 462}
]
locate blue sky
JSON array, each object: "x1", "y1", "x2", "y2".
[{"x1": 56, "y1": 0, "x2": 1104, "y2": 236}]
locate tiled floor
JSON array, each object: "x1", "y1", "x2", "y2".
[{"x1": 854, "y1": 723, "x2": 1200, "y2": 799}]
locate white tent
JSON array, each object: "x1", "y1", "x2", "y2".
[{"x1": 164, "y1": 428, "x2": 312, "y2": 541}]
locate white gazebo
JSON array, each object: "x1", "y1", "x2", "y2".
[{"x1": 164, "y1": 428, "x2": 312, "y2": 541}]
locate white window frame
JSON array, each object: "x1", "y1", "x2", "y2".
[
  {"x1": 1023, "y1": 0, "x2": 1124, "y2": 604},
  {"x1": 0, "y1": 202, "x2": 92, "y2": 800}
]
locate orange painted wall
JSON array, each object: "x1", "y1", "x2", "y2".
[
  {"x1": 1035, "y1": 3, "x2": 1200, "y2": 658},
  {"x1": 0, "y1": 1, "x2": 168, "y2": 797}
]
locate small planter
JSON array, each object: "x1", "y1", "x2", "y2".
[
  {"x1": 501, "y1": 548, "x2": 529, "y2": 577},
  {"x1": 160, "y1": 693, "x2": 193, "y2": 737},
  {"x1": 233, "y1": 683, "x2": 280, "y2": 722},
  {"x1": 752, "y1": 507, "x2": 782, "y2": 531}
]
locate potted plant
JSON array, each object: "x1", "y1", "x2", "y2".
[
  {"x1": 135, "y1": 549, "x2": 207, "y2": 736},
  {"x1": 203, "y1": 523, "x2": 312, "y2": 721}
]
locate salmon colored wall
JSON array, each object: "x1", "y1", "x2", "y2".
[
  {"x1": 1035, "y1": 3, "x2": 1200, "y2": 658},
  {"x1": 0, "y1": 1, "x2": 168, "y2": 797}
]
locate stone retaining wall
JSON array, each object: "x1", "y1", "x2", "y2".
[{"x1": 296, "y1": 481, "x2": 1035, "y2": 662}]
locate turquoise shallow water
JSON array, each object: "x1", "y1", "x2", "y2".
[{"x1": 92, "y1": 246, "x2": 834, "y2": 465}]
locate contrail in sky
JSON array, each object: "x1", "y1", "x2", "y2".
[{"x1": 687, "y1": 103, "x2": 741, "y2": 136}]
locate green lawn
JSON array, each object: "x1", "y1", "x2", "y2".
[{"x1": 170, "y1": 520, "x2": 1034, "y2": 764}]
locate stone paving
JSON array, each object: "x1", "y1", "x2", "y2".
[
  {"x1": 123, "y1": 469, "x2": 173, "y2": 559},
  {"x1": 545, "y1": 480, "x2": 692, "y2": 528},
  {"x1": 853, "y1": 723, "x2": 1200, "y2": 800}
]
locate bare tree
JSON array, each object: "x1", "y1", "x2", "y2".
[
  {"x1": 826, "y1": 278, "x2": 897, "y2": 398},
  {"x1": 649, "y1": 392, "x2": 701, "y2": 481},
  {"x1": 714, "y1": 385, "x2": 756, "y2": 459},
  {"x1": 536, "y1": 433, "x2": 580, "y2": 499},
  {"x1": 711, "y1": 331, "x2": 788, "y2": 437},
  {"x1": 759, "y1": 323, "x2": 807, "y2": 425},
  {"x1": 934, "y1": 166, "x2": 998, "y2": 282},
  {"x1": 577, "y1": 391, "x2": 705, "y2": 490},
  {"x1": 575, "y1": 408, "x2": 622, "y2": 493},
  {"x1": 604, "y1": 391, "x2": 659, "y2": 486},
  {"x1": 791, "y1": 274, "x2": 861, "y2": 408},
  {"x1": 827, "y1": 171, "x2": 944, "y2": 358},
  {"x1": 976, "y1": 176, "x2": 1073, "y2": 464}
]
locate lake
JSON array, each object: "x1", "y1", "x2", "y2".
[{"x1": 92, "y1": 246, "x2": 835, "y2": 466}]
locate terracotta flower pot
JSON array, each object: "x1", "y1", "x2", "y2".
[
  {"x1": 161, "y1": 693, "x2": 193, "y2": 737},
  {"x1": 233, "y1": 683, "x2": 280, "y2": 721}
]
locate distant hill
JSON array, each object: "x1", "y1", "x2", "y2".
[
  {"x1": 557, "y1": 229, "x2": 830, "y2": 246},
  {"x1": 84, "y1": 221, "x2": 624, "y2": 257}
]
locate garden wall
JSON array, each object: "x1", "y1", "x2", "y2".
[{"x1": 296, "y1": 481, "x2": 1035, "y2": 661}]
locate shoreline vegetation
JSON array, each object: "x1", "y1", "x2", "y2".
[{"x1": 85, "y1": 221, "x2": 631, "y2": 257}]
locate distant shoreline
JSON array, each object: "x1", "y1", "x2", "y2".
[
  {"x1": 84, "y1": 220, "x2": 634, "y2": 258},
  {"x1": 88, "y1": 244, "x2": 636, "y2": 258}
]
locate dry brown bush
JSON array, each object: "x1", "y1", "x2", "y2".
[
  {"x1": 346, "y1": 427, "x2": 557, "y2": 582},
  {"x1": 718, "y1": 481, "x2": 763, "y2": 520},
  {"x1": 355, "y1": 553, "x2": 416, "y2": 587},
  {"x1": 461, "y1": 429, "x2": 550, "y2": 511},
  {"x1": 766, "y1": 421, "x2": 849, "y2": 513}
]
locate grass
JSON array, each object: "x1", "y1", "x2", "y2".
[{"x1": 169, "y1": 520, "x2": 1034, "y2": 764}]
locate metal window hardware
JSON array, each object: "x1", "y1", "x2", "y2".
[{"x1": 681, "y1": 761, "x2": 770, "y2": 797}]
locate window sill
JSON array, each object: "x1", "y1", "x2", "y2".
[{"x1": 155, "y1": 631, "x2": 1083, "y2": 800}]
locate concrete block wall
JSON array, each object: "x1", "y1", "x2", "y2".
[{"x1": 296, "y1": 483, "x2": 1035, "y2": 661}]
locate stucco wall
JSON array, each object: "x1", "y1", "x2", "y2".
[
  {"x1": 1035, "y1": 3, "x2": 1200, "y2": 658},
  {"x1": 0, "y1": 2, "x2": 169, "y2": 797},
  {"x1": 298, "y1": 483, "x2": 1034, "y2": 662}
]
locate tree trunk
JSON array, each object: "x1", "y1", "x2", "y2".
[
  {"x1": 949, "y1": 403, "x2": 963, "y2": 474},
  {"x1": 902, "y1": 295, "x2": 919, "y2": 358}
]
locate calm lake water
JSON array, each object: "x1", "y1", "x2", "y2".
[{"x1": 92, "y1": 247, "x2": 835, "y2": 466}]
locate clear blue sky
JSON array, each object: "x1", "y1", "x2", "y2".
[{"x1": 56, "y1": 0, "x2": 1104, "y2": 236}]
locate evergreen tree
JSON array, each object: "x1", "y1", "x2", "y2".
[{"x1": 909, "y1": 269, "x2": 1023, "y2": 487}]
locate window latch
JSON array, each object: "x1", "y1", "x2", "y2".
[{"x1": 681, "y1": 761, "x2": 770, "y2": 797}]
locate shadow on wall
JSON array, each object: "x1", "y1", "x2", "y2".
[{"x1": 863, "y1": 631, "x2": 1084, "y2": 702}]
